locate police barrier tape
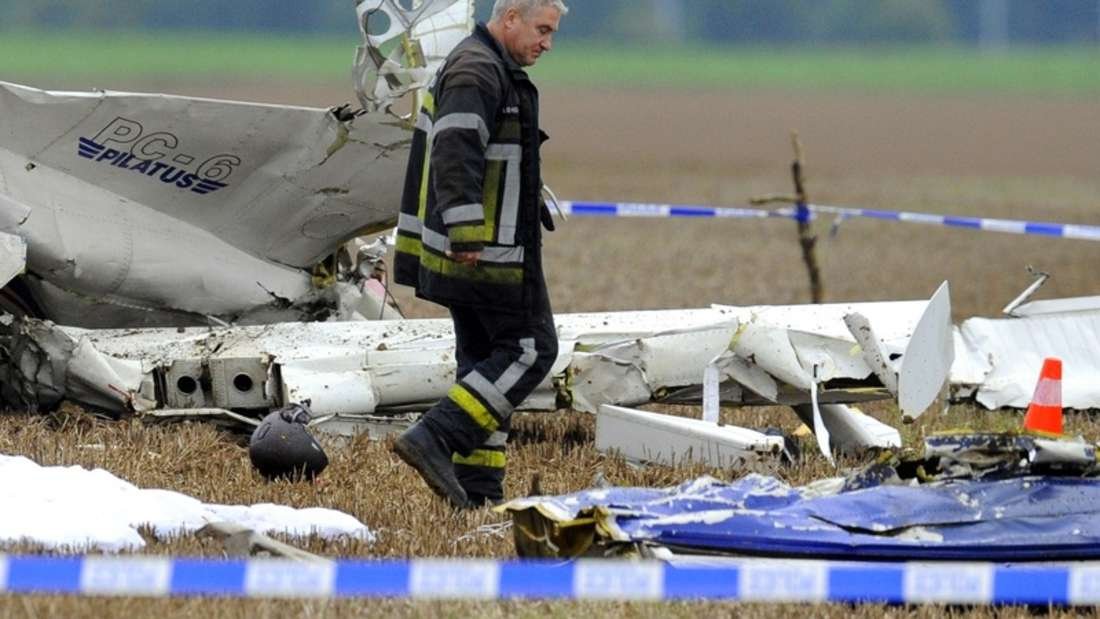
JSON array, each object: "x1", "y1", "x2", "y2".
[
  {"x1": 6, "y1": 555, "x2": 1100, "y2": 605},
  {"x1": 558, "y1": 201, "x2": 1100, "y2": 242}
]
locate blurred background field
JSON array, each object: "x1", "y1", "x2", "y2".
[
  {"x1": 1, "y1": 1, "x2": 1098, "y2": 616},
  {"x1": 1, "y1": 33, "x2": 1098, "y2": 96}
]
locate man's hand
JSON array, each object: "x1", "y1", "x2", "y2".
[{"x1": 446, "y1": 250, "x2": 482, "y2": 266}]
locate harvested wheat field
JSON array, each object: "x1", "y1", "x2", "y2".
[{"x1": 1, "y1": 77, "x2": 1098, "y2": 617}]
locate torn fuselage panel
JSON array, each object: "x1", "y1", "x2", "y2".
[
  {"x1": 0, "y1": 81, "x2": 411, "y2": 327},
  {"x1": 354, "y1": 0, "x2": 475, "y2": 114}
]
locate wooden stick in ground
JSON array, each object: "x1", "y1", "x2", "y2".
[{"x1": 790, "y1": 132, "x2": 824, "y2": 303}]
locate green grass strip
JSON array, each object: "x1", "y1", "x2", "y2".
[
  {"x1": 0, "y1": 32, "x2": 353, "y2": 81},
  {"x1": 533, "y1": 44, "x2": 1100, "y2": 96},
  {"x1": 1, "y1": 31, "x2": 1097, "y2": 96}
]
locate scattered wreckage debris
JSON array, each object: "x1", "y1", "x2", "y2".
[
  {"x1": 505, "y1": 358, "x2": 1084, "y2": 560},
  {"x1": 952, "y1": 271, "x2": 1100, "y2": 410},
  {"x1": 197, "y1": 522, "x2": 327, "y2": 562},
  {"x1": 501, "y1": 429, "x2": 1100, "y2": 561},
  {"x1": 248, "y1": 404, "x2": 330, "y2": 481},
  {"x1": 0, "y1": 271, "x2": 1094, "y2": 475},
  {"x1": 0, "y1": 0, "x2": 1093, "y2": 478},
  {"x1": 0, "y1": 81, "x2": 406, "y2": 329},
  {"x1": 0, "y1": 0, "x2": 472, "y2": 329},
  {"x1": 595, "y1": 405, "x2": 790, "y2": 468},
  {"x1": 0, "y1": 452, "x2": 373, "y2": 552},
  {"x1": 0, "y1": 286, "x2": 954, "y2": 462}
]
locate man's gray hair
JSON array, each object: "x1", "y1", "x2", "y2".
[{"x1": 491, "y1": 0, "x2": 569, "y2": 21}]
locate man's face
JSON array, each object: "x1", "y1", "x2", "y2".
[{"x1": 500, "y1": 5, "x2": 561, "y2": 67}]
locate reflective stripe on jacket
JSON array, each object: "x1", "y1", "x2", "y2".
[{"x1": 393, "y1": 23, "x2": 549, "y2": 315}]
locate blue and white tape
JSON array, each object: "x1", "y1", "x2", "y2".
[
  {"x1": 558, "y1": 201, "x2": 1100, "y2": 242},
  {"x1": 3, "y1": 555, "x2": 1100, "y2": 605}
]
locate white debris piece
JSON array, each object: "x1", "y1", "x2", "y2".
[
  {"x1": 0, "y1": 453, "x2": 373, "y2": 552},
  {"x1": 354, "y1": 0, "x2": 474, "y2": 112},
  {"x1": 844, "y1": 312, "x2": 898, "y2": 394},
  {"x1": 790, "y1": 404, "x2": 901, "y2": 453},
  {"x1": 0, "y1": 228, "x2": 26, "y2": 289},
  {"x1": 595, "y1": 405, "x2": 787, "y2": 467},
  {"x1": 953, "y1": 310, "x2": 1100, "y2": 409},
  {"x1": 897, "y1": 281, "x2": 954, "y2": 420}
]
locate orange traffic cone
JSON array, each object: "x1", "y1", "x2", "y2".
[{"x1": 1023, "y1": 357, "x2": 1063, "y2": 436}]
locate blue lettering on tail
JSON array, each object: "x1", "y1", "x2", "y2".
[{"x1": 76, "y1": 136, "x2": 230, "y2": 196}]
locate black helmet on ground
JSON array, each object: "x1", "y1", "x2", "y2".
[{"x1": 249, "y1": 403, "x2": 329, "y2": 481}]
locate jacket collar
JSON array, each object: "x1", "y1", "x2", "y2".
[{"x1": 474, "y1": 22, "x2": 526, "y2": 77}]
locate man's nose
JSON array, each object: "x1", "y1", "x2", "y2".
[{"x1": 541, "y1": 36, "x2": 553, "y2": 51}]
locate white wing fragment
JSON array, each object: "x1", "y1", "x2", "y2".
[
  {"x1": 595, "y1": 405, "x2": 787, "y2": 469},
  {"x1": 898, "y1": 281, "x2": 954, "y2": 420}
]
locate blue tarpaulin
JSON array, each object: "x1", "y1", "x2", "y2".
[{"x1": 503, "y1": 473, "x2": 1100, "y2": 560}]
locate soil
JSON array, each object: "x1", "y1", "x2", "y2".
[{"x1": 124, "y1": 77, "x2": 1099, "y2": 319}]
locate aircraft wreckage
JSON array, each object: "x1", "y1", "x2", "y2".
[{"x1": 1, "y1": 0, "x2": 1098, "y2": 468}]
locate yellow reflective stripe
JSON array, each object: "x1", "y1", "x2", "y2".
[
  {"x1": 422, "y1": 92, "x2": 435, "y2": 115},
  {"x1": 449, "y1": 384, "x2": 499, "y2": 432},
  {"x1": 449, "y1": 223, "x2": 491, "y2": 244},
  {"x1": 497, "y1": 118, "x2": 520, "y2": 141},
  {"x1": 417, "y1": 145, "x2": 431, "y2": 220},
  {"x1": 395, "y1": 235, "x2": 422, "y2": 257},
  {"x1": 419, "y1": 250, "x2": 523, "y2": 285},
  {"x1": 452, "y1": 449, "x2": 506, "y2": 468},
  {"x1": 482, "y1": 159, "x2": 502, "y2": 242},
  {"x1": 399, "y1": 236, "x2": 521, "y2": 285}
]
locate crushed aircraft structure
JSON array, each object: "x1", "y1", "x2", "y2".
[
  {"x1": 953, "y1": 273, "x2": 1100, "y2": 410},
  {"x1": 0, "y1": 0, "x2": 473, "y2": 329},
  {"x1": 0, "y1": 285, "x2": 957, "y2": 464},
  {"x1": 0, "y1": 0, "x2": 1097, "y2": 471},
  {"x1": 501, "y1": 432, "x2": 1100, "y2": 561}
]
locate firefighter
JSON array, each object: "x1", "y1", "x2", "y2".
[{"x1": 392, "y1": 0, "x2": 568, "y2": 508}]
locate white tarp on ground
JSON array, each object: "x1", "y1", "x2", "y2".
[{"x1": 0, "y1": 454, "x2": 373, "y2": 552}]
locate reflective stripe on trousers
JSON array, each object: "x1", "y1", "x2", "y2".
[{"x1": 422, "y1": 302, "x2": 558, "y2": 502}]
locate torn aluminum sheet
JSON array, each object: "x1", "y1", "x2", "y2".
[
  {"x1": 594, "y1": 405, "x2": 788, "y2": 468},
  {"x1": 0, "y1": 4, "x2": 473, "y2": 330},
  {"x1": 501, "y1": 434, "x2": 1100, "y2": 561},
  {"x1": 0, "y1": 229, "x2": 26, "y2": 289},
  {"x1": 354, "y1": 0, "x2": 474, "y2": 114},
  {"x1": 0, "y1": 80, "x2": 414, "y2": 328},
  {"x1": 1, "y1": 308, "x2": 740, "y2": 416},
  {"x1": 788, "y1": 403, "x2": 900, "y2": 454},
  {"x1": 952, "y1": 272, "x2": 1100, "y2": 409},
  {"x1": 0, "y1": 297, "x2": 947, "y2": 438},
  {"x1": 572, "y1": 284, "x2": 952, "y2": 418},
  {"x1": 952, "y1": 310, "x2": 1100, "y2": 409},
  {"x1": 686, "y1": 283, "x2": 946, "y2": 460},
  {"x1": 923, "y1": 433, "x2": 1096, "y2": 478},
  {"x1": 0, "y1": 453, "x2": 374, "y2": 552}
]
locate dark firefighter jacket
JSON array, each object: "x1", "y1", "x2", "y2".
[{"x1": 393, "y1": 22, "x2": 553, "y2": 315}]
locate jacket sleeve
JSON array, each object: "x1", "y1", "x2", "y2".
[{"x1": 431, "y1": 62, "x2": 502, "y2": 253}]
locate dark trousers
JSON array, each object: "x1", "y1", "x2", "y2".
[{"x1": 421, "y1": 301, "x2": 558, "y2": 503}]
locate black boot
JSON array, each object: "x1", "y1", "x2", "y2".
[{"x1": 393, "y1": 423, "x2": 470, "y2": 508}]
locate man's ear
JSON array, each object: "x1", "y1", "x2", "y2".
[{"x1": 503, "y1": 6, "x2": 522, "y2": 29}]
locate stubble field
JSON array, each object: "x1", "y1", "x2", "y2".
[{"x1": 2, "y1": 52, "x2": 1099, "y2": 617}]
